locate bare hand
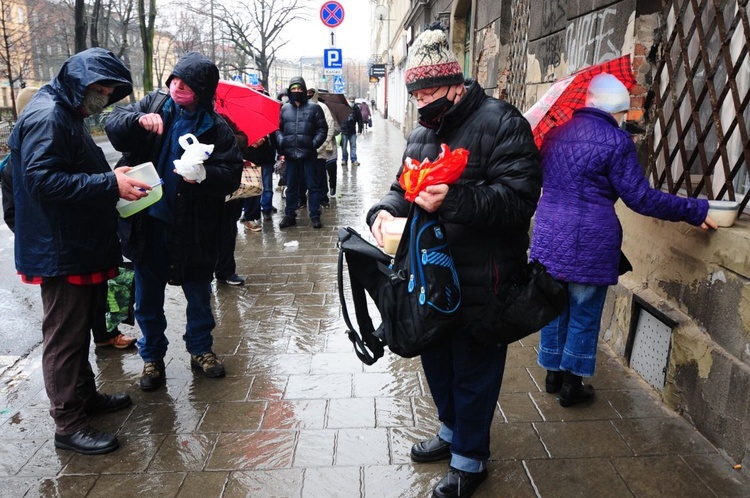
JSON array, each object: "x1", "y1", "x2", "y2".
[
  {"x1": 114, "y1": 167, "x2": 152, "y2": 201},
  {"x1": 371, "y1": 210, "x2": 395, "y2": 247},
  {"x1": 700, "y1": 215, "x2": 718, "y2": 230},
  {"x1": 414, "y1": 184, "x2": 449, "y2": 213},
  {"x1": 138, "y1": 113, "x2": 164, "y2": 135}
]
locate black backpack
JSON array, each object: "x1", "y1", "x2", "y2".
[{"x1": 337, "y1": 204, "x2": 461, "y2": 365}]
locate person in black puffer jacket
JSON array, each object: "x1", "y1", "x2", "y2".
[
  {"x1": 367, "y1": 25, "x2": 541, "y2": 498},
  {"x1": 275, "y1": 76, "x2": 328, "y2": 228},
  {"x1": 105, "y1": 52, "x2": 243, "y2": 391}
]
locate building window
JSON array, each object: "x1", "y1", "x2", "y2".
[{"x1": 649, "y1": 0, "x2": 750, "y2": 214}]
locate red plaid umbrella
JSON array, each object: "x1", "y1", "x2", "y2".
[
  {"x1": 524, "y1": 55, "x2": 637, "y2": 148},
  {"x1": 214, "y1": 80, "x2": 281, "y2": 144}
]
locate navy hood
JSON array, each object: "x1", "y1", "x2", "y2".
[
  {"x1": 166, "y1": 52, "x2": 220, "y2": 110},
  {"x1": 50, "y1": 47, "x2": 132, "y2": 109}
]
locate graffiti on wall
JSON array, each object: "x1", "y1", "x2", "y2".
[{"x1": 565, "y1": 7, "x2": 620, "y2": 72}]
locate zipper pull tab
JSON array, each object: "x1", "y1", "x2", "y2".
[
  {"x1": 419, "y1": 286, "x2": 426, "y2": 305},
  {"x1": 421, "y1": 249, "x2": 428, "y2": 265},
  {"x1": 408, "y1": 274, "x2": 415, "y2": 292}
]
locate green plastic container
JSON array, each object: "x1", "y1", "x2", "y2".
[{"x1": 116, "y1": 162, "x2": 164, "y2": 218}]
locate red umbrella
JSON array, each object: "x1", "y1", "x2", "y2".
[
  {"x1": 523, "y1": 55, "x2": 637, "y2": 148},
  {"x1": 214, "y1": 80, "x2": 281, "y2": 144}
]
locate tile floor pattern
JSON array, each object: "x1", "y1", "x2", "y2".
[{"x1": 1, "y1": 116, "x2": 749, "y2": 497}]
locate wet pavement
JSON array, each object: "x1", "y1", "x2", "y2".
[{"x1": 1, "y1": 115, "x2": 749, "y2": 497}]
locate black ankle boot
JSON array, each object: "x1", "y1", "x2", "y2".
[
  {"x1": 545, "y1": 370, "x2": 564, "y2": 393},
  {"x1": 559, "y1": 371, "x2": 595, "y2": 407}
]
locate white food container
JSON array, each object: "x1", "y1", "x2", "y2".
[{"x1": 707, "y1": 200, "x2": 739, "y2": 227}]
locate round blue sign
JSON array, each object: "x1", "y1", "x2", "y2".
[{"x1": 320, "y1": 1, "x2": 345, "y2": 28}]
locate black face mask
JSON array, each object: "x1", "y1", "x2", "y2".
[
  {"x1": 417, "y1": 96, "x2": 454, "y2": 129},
  {"x1": 289, "y1": 91, "x2": 305, "y2": 104}
]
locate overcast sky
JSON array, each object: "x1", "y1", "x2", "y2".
[{"x1": 276, "y1": 0, "x2": 373, "y2": 62}]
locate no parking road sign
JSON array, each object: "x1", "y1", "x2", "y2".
[{"x1": 320, "y1": 1, "x2": 345, "y2": 28}]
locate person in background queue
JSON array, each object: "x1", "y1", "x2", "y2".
[{"x1": 275, "y1": 77, "x2": 328, "y2": 229}]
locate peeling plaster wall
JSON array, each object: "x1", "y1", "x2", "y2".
[
  {"x1": 601, "y1": 205, "x2": 750, "y2": 465},
  {"x1": 524, "y1": 0, "x2": 636, "y2": 110}
]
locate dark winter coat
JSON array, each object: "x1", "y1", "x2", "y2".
[
  {"x1": 105, "y1": 80, "x2": 242, "y2": 284},
  {"x1": 367, "y1": 80, "x2": 542, "y2": 342},
  {"x1": 9, "y1": 48, "x2": 132, "y2": 277},
  {"x1": 275, "y1": 77, "x2": 328, "y2": 161},
  {"x1": 530, "y1": 107, "x2": 708, "y2": 286},
  {"x1": 341, "y1": 103, "x2": 363, "y2": 135}
]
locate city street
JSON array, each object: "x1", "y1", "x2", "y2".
[{"x1": 0, "y1": 115, "x2": 748, "y2": 496}]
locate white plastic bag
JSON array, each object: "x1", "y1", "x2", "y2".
[{"x1": 173, "y1": 133, "x2": 214, "y2": 183}]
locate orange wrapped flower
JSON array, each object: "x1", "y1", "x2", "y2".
[{"x1": 399, "y1": 144, "x2": 469, "y2": 201}]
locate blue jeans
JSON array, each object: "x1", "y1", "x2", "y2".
[
  {"x1": 260, "y1": 162, "x2": 274, "y2": 213},
  {"x1": 341, "y1": 133, "x2": 357, "y2": 163},
  {"x1": 284, "y1": 158, "x2": 322, "y2": 219},
  {"x1": 134, "y1": 217, "x2": 216, "y2": 362},
  {"x1": 421, "y1": 333, "x2": 507, "y2": 473},
  {"x1": 537, "y1": 282, "x2": 608, "y2": 377}
]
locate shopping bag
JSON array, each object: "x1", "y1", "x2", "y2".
[{"x1": 226, "y1": 160, "x2": 262, "y2": 201}]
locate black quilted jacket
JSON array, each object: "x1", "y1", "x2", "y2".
[{"x1": 367, "y1": 80, "x2": 542, "y2": 340}]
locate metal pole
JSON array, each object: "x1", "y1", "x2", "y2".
[{"x1": 210, "y1": 0, "x2": 216, "y2": 61}]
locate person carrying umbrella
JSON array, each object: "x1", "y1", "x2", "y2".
[{"x1": 530, "y1": 73, "x2": 717, "y2": 407}]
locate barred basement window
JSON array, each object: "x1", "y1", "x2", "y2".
[{"x1": 649, "y1": 0, "x2": 750, "y2": 216}]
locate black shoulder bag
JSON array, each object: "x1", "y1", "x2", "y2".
[
  {"x1": 469, "y1": 259, "x2": 568, "y2": 344},
  {"x1": 337, "y1": 204, "x2": 461, "y2": 364}
]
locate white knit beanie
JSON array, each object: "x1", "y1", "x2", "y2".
[
  {"x1": 585, "y1": 73, "x2": 631, "y2": 113},
  {"x1": 405, "y1": 23, "x2": 464, "y2": 93}
]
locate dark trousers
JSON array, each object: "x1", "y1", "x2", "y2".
[
  {"x1": 316, "y1": 158, "x2": 329, "y2": 203},
  {"x1": 40, "y1": 278, "x2": 99, "y2": 435},
  {"x1": 325, "y1": 159, "x2": 337, "y2": 195},
  {"x1": 215, "y1": 200, "x2": 243, "y2": 280},
  {"x1": 285, "y1": 158, "x2": 322, "y2": 219},
  {"x1": 420, "y1": 332, "x2": 507, "y2": 470}
]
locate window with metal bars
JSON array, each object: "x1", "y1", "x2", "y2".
[
  {"x1": 648, "y1": 0, "x2": 750, "y2": 216},
  {"x1": 505, "y1": 0, "x2": 530, "y2": 106}
]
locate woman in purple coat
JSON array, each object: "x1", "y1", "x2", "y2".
[{"x1": 530, "y1": 73, "x2": 716, "y2": 407}]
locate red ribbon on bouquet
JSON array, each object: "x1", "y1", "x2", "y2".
[{"x1": 399, "y1": 144, "x2": 469, "y2": 202}]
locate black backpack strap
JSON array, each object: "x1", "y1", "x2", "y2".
[
  {"x1": 338, "y1": 247, "x2": 383, "y2": 365},
  {"x1": 147, "y1": 90, "x2": 169, "y2": 114},
  {"x1": 337, "y1": 227, "x2": 387, "y2": 365}
]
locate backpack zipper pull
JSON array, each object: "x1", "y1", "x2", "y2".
[
  {"x1": 421, "y1": 248, "x2": 427, "y2": 265},
  {"x1": 408, "y1": 274, "x2": 415, "y2": 292},
  {"x1": 419, "y1": 286, "x2": 426, "y2": 305}
]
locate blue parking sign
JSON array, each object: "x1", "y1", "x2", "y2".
[{"x1": 324, "y1": 48, "x2": 342, "y2": 69}]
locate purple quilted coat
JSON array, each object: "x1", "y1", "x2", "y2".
[{"x1": 530, "y1": 108, "x2": 708, "y2": 286}]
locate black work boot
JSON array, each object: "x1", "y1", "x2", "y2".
[
  {"x1": 432, "y1": 467, "x2": 488, "y2": 498},
  {"x1": 545, "y1": 370, "x2": 564, "y2": 393},
  {"x1": 559, "y1": 371, "x2": 595, "y2": 407}
]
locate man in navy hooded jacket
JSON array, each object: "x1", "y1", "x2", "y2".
[{"x1": 9, "y1": 48, "x2": 151, "y2": 455}]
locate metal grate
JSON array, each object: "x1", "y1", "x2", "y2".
[
  {"x1": 629, "y1": 309, "x2": 673, "y2": 391},
  {"x1": 648, "y1": 0, "x2": 750, "y2": 215},
  {"x1": 505, "y1": 0, "x2": 530, "y2": 107}
]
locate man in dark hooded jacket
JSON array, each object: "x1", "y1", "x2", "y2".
[
  {"x1": 9, "y1": 48, "x2": 151, "y2": 455},
  {"x1": 105, "y1": 52, "x2": 243, "y2": 391},
  {"x1": 275, "y1": 76, "x2": 328, "y2": 228}
]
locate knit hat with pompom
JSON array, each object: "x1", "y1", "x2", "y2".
[{"x1": 405, "y1": 23, "x2": 464, "y2": 93}]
